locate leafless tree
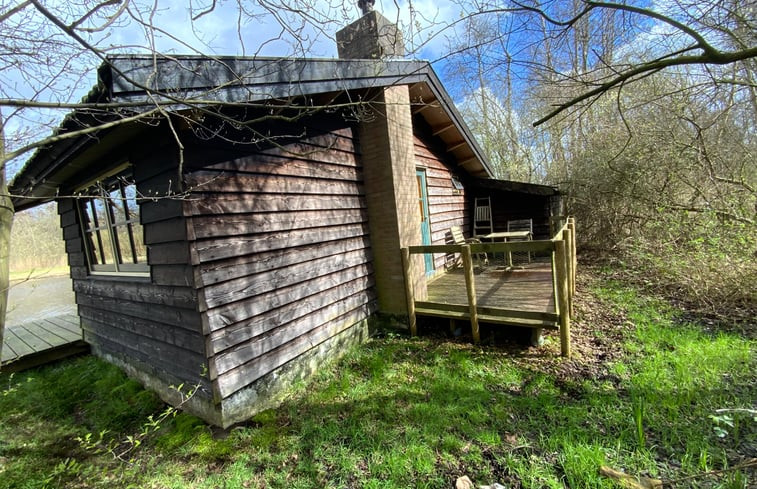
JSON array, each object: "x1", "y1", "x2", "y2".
[{"x1": 0, "y1": 0, "x2": 355, "y2": 360}]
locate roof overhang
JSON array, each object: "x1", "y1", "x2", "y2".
[
  {"x1": 10, "y1": 56, "x2": 494, "y2": 211},
  {"x1": 473, "y1": 177, "x2": 560, "y2": 196}
]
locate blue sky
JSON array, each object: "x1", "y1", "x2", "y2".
[{"x1": 4, "y1": 0, "x2": 471, "y2": 179}]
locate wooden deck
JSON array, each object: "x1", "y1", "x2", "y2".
[
  {"x1": 403, "y1": 218, "x2": 576, "y2": 355},
  {"x1": 415, "y1": 262, "x2": 559, "y2": 331},
  {"x1": 1, "y1": 314, "x2": 88, "y2": 373},
  {"x1": 424, "y1": 262, "x2": 555, "y2": 318}
]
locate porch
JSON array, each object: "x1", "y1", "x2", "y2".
[
  {"x1": 1, "y1": 314, "x2": 88, "y2": 373},
  {"x1": 402, "y1": 218, "x2": 576, "y2": 356}
]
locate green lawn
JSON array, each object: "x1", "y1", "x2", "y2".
[{"x1": 1, "y1": 271, "x2": 754, "y2": 488}]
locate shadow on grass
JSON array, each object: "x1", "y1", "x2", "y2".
[{"x1": 0, "y1": 303, "x2": 754, "y2": 488}]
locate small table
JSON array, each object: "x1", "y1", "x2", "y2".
[{"x1": 482, "y1": 231, "x2": 532, "y2": 267}]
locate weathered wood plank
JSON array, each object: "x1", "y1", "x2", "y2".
[
  {"x1": 143, "y1": 218, "x2": 188, "y2": 244},
  {"x1": 198, "y1": 154, "x2": 362, "y2": 181},
  {"x1": 70, "y1": 266, "x2": 88, "y2": 280},
  {"x1": 193, "y1": 223, "x2": 369, "y2": 263},
  {"x1": 140, "y1": 198, "x2": 187, "y2": 224},
  {"x1": 203, "y1": 270, "x2": 374, "y2": 332},
  {"x1": 198, "y1": 236, "x2": 370, "y2": 285},
  {"x1": 426, "y1": 265, "x2": 555, "y2": 314},
  {"x1": 79, "y1": 306, "x2": 204, "y2": 351},
  {"x1": 10, "y1": 324, "x2": 54, "y2": 351},
  {"x1": 2, "y1": 328, "x2": 34, "y2": 360},
  {"x1": 428, "y1": 202, "x2": 466, "y2": 215},
  {"x1": 212, "y1": 300, "x2": 374, "y2": 377},
  {"x1": 59, "y1": 208, "x2": 78, "y2": 227},
  {"x1": 410, "y1": 240, "x2": 556, "y2": 254},
  {"x1": 147, "y1": 241, "x2": 191, "y2": 265},
  {"x1": 39, "y1": 319, "x2": 82, "y2": 342},
  {"x1": 184, "y1": 173, "x2": 364, "y2": 196},
  {"x1": 57, "y1": 198, "x2": 75, "y2": 215},
  {"x1": 201, "y1": 257, "x2": 372, "y2": 310},
  {"x1": 151, "y1": 264, "x2": 196, "y2": 287},
  {"x1": 215, "y1": 307, "x2": 370, "y2": 399},
  {"x1": 62, "y1": 223, "x2": 80, "y2": 241},
  {"x1": 65, "y1": 237, "x2": 84, "y2": 254},
  {"x1": 555, "y1": 239, "x2": 571, "y2": 357},
  {"x1": 190, "y1": 208, "x2": 368, "y2": 240},
  {"x1": 83, "y1": 328, "x2": 210, "y2": 392},
  {"x1": 73, "y1": 280, "x2": 197, "y2": 309},
  {"x1": 188, "y1": 194, "x2": 365, "y2": 216},
  {"x1": 68, "y1": 252, "x2": 86, "y2": 267},
  {"x1": 401, "y1": 248, "x2": 417, "y2": 336},
  {"x1": 207, "y1": 286, "x2": 376, "y2": 356},
  {"x1": 75, "y1": 293, "x2": 202, "y2": 331},
  {"x1": 43, "y1": 318, "x2": 82, "y2": 339},
  {"x1": 414, "y1": 307, "x2": 558, "y2": 329}
]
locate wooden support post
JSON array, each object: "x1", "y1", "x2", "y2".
[
  {"x1": 461, "y1": 245, "x2": 480, "y2": 344},
  {"x1": 555, "y1": 239, "x2": 571, "y2": 357},
  {"x1": 568, "y1": 218, "x2": 577, "y2": 296},
  {"x1": 563, "y1": 228, "x2": 574, "y2": 319},
  {"x1": 551, "y1": 246, "x2": 559, "y2": 316},
  {"x1": 530, "y1": 328, "x2": 544, "y2": 347},
  {"x1": 401, "y1": 247, "x2": 417, "y2": 336}
]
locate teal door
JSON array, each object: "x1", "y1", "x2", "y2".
[{"x1": 416, "y1": 169, "x2": 434, "y2": 275}]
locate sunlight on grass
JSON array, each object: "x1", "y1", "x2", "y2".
[{"x1": 0, "y1": 277, "x2": 754, "y2": 488}]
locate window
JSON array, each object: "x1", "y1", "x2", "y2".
[
  {"x1": 78, "y1": 167, "x2": 149, "y2": 275},
  {"x1": 450, "y1": 175, "x2": 464, "y2": 193}
]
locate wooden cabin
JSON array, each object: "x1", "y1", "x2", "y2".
[{"x1": 9, "y1": 11, "x2": 561, "y2": 427}]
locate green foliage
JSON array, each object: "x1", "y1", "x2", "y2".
[
  {"x1": 0, "y1": 279, "x2": 754, "y2": 488},
  {"x1": 619, "y1": 213, "x2": 757, "y2": 319}
]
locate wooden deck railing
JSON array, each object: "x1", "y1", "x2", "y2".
[{"x1": 401, "y1": 217, "x2": 577, "y2": 357}]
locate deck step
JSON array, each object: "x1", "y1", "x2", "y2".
[{"x1": 415, "y1": 307, "x2": 558, "y2": 330}]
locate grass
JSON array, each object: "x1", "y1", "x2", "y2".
[{"x1": 0, "y1": 272, "x2": 754, "y2": 488}]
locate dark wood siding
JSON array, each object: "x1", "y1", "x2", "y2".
[
  {"x1": 413, "y1": 132, "x2": 469, "y2": 271},
  {"x1": 184, "y1": 125, "x2": 377, "y2": 401},
  {"x1": 57, "y1": 151, "x2": 210, "y2": 399}
]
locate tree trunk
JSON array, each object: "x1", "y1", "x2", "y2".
[{"x1": 0, "y1": 118, "x2": 13, "y2": 365}]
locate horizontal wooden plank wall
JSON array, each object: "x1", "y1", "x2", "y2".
[
  {"x1": 56, "y1": 149, "x2": 211, "y2": 400},
  {"x1": 184, "y1": 125, "x2": 377, "y2": 401},
  {"x1": 413, "y1": 133, "x2": 469, "y2": 271}
]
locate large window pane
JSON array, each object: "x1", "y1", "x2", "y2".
[{"x1": 78, "y1": 168, "x2": 148, "y2": 275}]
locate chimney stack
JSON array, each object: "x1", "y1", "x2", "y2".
[
  {"x1": 333, "y1": 5, "x2": 427, "y2": 315},
  {"x1": 336, "y1": 9, "x2": 404, "y2": 59}
]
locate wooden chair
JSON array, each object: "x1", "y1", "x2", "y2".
[
  {"x1": 473, "y1": 197, "x2": 493, "y2": 237},
  {"x1": 448, "y1": 225, "x2": 488, "y2": 269},
  {"x1": 506, "y1": 219, "x2": 533, "y2": 264}
]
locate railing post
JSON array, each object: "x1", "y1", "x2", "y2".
[
  {"x1": 401, "y1": 247, "x2": 417, "y2": 337},
  {"x1": 563, "y1": 227, "x2": 574, "y2": 319},
  {"x1": 568, "y1": 217, "x2": 577, "y2": 297},
  {"x1": 461, "y1": 245, "x2": 480, "y2": 344},
  {"x1": 555, "y1": 239, "x2": 572, "y2": 357}
]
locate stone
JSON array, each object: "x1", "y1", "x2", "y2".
[{"x1": 455, "y1": 475, "x2": 474, "y2": 489}]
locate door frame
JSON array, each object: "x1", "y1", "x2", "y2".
[{"x1": 416, "y1": 168, "x2": 434, "y2": 275}]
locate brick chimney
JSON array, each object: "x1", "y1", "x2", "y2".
[
  {"x1": 336, "y1": 10, "x2": 404, "y2": 59},
  {"x1": 336, "y1": 8, "x2": 427, "y2": 316}
]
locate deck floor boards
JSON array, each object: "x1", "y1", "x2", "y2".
[
  {"x1": 2, "y1": 313, "x2": 88, "y2": 372},
  {"x1": 425, "y1": 262, "x2": 555, "y2": 314}
]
